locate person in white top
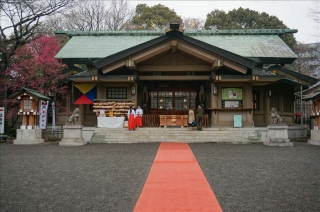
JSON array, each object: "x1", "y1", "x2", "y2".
[
  {"x1": 127, "y1": 106, "x2": 136, "y2": 130},
  {"x1": 135, "y1": 106, "x2": 143, "y2": 128}
]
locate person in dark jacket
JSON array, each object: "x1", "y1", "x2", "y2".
[{"x1": 196, "y1": 104, "x2": 204, "y2": 131}]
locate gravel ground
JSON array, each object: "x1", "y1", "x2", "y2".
[
  {"x1": 190, "y1": 142, "x2": 320, "y2": 212},
  {"x1": 0, "y1": 142, "x2": 319, "y2": 212},
  {"x1": 0, "y1": 142, "x2": 159, "y2": 212}
]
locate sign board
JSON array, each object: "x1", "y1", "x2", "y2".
[
  {"x1": 234, "y1": 115, "x2": 242, "y2": 127},
  {"x1": 0, "y1": 107, "x2": 4, "y2": 133},
  {"x1": 52, "y1": 102, "x2": 55, "y2": 130},
  {"x1": 39, "y1": 101, "x2": 49, "y2": 129},
  {"x1": 222, "y1": 88, "x2": 242, "y2": 100},
  {"x1": 225, "y1": 101, "x2": 240, "y2": 108}
]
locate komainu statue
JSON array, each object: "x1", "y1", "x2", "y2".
[
  {"x1": 66, "y1": 108, "x2": 80, "y2": 125},
  {"x1": 270, "y1": 107, "x2": 285, "y2": 125}
]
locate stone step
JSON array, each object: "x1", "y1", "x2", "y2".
[{"x1": 90, "y1": 127, "x2": 267, "y2": 144}]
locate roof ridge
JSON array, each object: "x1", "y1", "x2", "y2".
[{"x1": 55, "y1": 29, "x2": 297, "y2": 37}]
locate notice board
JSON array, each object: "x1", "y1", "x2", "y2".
[{"x1": 234, "y1": 115, "x2": 242, "y2": 127}]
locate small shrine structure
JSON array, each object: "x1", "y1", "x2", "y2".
[{"x1": 9, "y1": 87, "x2": 51, "y2": 144}]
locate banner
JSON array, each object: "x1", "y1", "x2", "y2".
[
  {"x1": 73, "y1": 83, "x2": 97, "y2": 104},
  {"x1": 52, "y1": 101, "x2": 55, "y2": 130},
  {"x1": 39, "y1": 101, "x2": 49, "y2": 129},
  {"x1": 0, "y1": 107, "x2": 4, "y2": 134}
]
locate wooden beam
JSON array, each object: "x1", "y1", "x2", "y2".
[
  {"x1": 178, "y1": 42, "x2": 247, "y2": 74},
  {"x1": 171, "y1": 40, "x2": 177, "y2": 53},
  {"x1": 177, "y1": 44, "x2": 218, "y2": 63},
  {"x1": 102, "y1": 61, "x2": 126, "y2": 74},
  {"x1": 138, "y1": 76, "x2": 210, "y2": 81},
  {"x1": 223, "y1": 61, "x2": 247, "y2": 74},
  {"x1": 211, "y1": 59, "x2": 224, "y2": 71},
  {"x1": 138, "y1": 65, "x2": 211, "y2": 72},
  {"x1": 126, "y1": 60, "x2": 136, "y2": 71},
  {"x1": 102, "y1": 42, "x2": 172, "y2": 74},
  {"x1": 132, "y1": 41, "x2": 172, "y2": 63},
  {"x1": 172, "y1": 52, "x2": 177, "y2": 65}
]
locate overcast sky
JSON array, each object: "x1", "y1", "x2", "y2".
[{"x1": 130, "y1": 0, "x2": 320, "y2": 44}]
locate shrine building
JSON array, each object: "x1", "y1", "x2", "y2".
[{"x1": 54, "y1": 23, "x2": 318, "y2": 128}]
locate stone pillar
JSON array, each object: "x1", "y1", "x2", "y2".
[
  {"x1": 14, "y1": 129, "x2": 44, "y2": 144},
  {"x1": 59, "y1": 125, "x2": 87, "y2": 146},
  {"x1": 264, "y1": 125, "x2": 293, "y2": 146}
]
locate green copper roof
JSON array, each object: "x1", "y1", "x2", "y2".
[
  {"x1": 55, "y1": 29, "x2": 297, "y2": 61},
  {"x1": 55, "y1": 35, "x2": 159, "y2": 59},
  {"x1": 190, "y1": 35, "x2": 296, "y2": 59},
  {"x1": 9, "y1": 87, "x2": 51, "y2": 101}
]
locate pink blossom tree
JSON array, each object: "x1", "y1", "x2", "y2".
[{"x1": 2, "y1": 35, "x2": 67, "y2": 119}]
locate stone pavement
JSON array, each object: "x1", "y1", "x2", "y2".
[{"x1": 0, "y1": 142, "x2": 319, "y2": 212}]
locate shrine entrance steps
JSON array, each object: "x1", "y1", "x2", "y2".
[{"x1": 89, "y1": 127, "x2": 269, "y2": 144}]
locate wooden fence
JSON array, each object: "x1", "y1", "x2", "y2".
[{"x1": 42, "y1": 126, "x2": 62, "y2": 141}]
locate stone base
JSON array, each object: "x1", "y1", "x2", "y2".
[
  {"x1": 59, "y1": 138, "x2": 87, "y2": 146},
  {"x1": 308, "y1": 130, "x2": 320, "y2": 146},
  {"x1": 14, "y1": 129, "x2": 44, "y2": 145},
  {"x1": 14, "y1": 139, "x2": 44, "y2": 145},
  {"x1": 60, "y1": 125, "x2": 86, "y2": 146},
  {"x1": 308, "y1": 140, "x2": 320, "y2": 146},
  {"x1": 263, "y1": 139, "x2": 293, "y2": 147},
  {"x1": 265, "y1": 125, "x2": 292, "y2": 146}
]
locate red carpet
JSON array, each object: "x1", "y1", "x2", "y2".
[{"x1": 133, "y1": 143, "x2": 223, "y2": 212}]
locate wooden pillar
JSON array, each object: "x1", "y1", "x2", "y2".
[
  {"x1": 317, "y1": 99, "x2": 320, "y2": 128},
  {"x1": 211, "y1": 83, "x2": 219, "y2": 126},
  {"x1": 22, "y1": 115, "x2": 28, "y2": 126},
  {"x1": 265, "y1": 89, "x2": 271, "y2": 125},
  {"x1": 243, "y1": 84, "x2": 253, "y2": 126},
  {"x1": 80, "y1": 104, "x2": 85, "y2": 125}
]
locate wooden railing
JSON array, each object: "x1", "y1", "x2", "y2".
[
  {"x1": 143, "y1": 114, "x2": 160, "y2": 127},
  {"x1": 142, "y1": 114, "x2": 209, "y2": 127}
]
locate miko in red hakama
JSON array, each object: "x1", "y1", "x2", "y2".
[
  {"x1": 128, "y1": 114, "x2": 136, "y2": 130},
  {"x1": 135, "y1": 107, "x2": 143, "y2": 128},
  {"x1": 136, "y1": 115, "x2": 142, "y2": 127}
]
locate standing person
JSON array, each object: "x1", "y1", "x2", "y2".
[
  {"x1": 188, "y1": 108, "x2": 195, "y2": 127},
  {"x1": 136, "y1": 106, "x2": 143, "y2": 128},
  {"x1": 196, "y1": 104, "x2": 204, "y2": 131},
  {"x1": 127, "y1": 106, "x2": 136, "y2": 130}
]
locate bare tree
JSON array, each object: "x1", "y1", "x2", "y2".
[
  {"x1": 304, "y1": 1, "x2": 320, "y2": 78},
  {"x1": 105, "y1": 0, "x2": 134, "y2": 30},
  {"x1": 46, "y1": 0, "x2": 109, "y2": 31},
  {"x1": 45, "y1": 0, "x2": 134, "y2": 31},
  {"x1": 0, "y1": 1, "x2": 74, "y2": 130},
  {"x1": 292, "y1": 42, "x2": 320, "y2": 78},
  {"x1": 0, "y1": 0, "x2": 75, "y2": 104},
  {"x1": 182, "y1": 17, "x2": 205, "y2": 30},
  {"x1": 308, "y1": 0, "x2": 320, "y2": 25}
]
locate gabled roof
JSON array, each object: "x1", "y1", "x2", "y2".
[
  {"x1": 55, "y1": 35, "x2": 160, "y2": 59},
  {"x1": 95, "y1": 30, "x2": 255, "y2": 70},
  {"x1": 267, "y1": 65, "x2": 319, "y2": 85},
  {"x1": 9, "y1": 87, "x2": 51, "y2": 101},
  {"x1": 302, "y1": 90, "x2": 320, "y2": 101},
  {"x1": 55, "y1": 29, "x2": 297, "y2": 64},
  {"x1": 191, "y1": 35, "x2": 296, "y2": 63}
]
